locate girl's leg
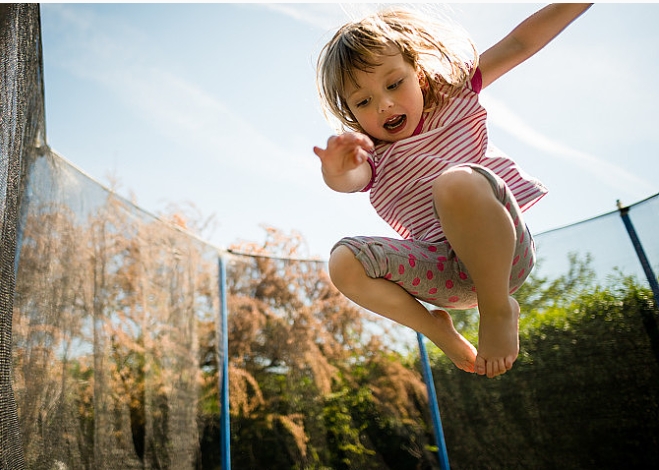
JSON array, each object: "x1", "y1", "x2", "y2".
[
  {"x1": 433, "y1": 166, "x2": 520, "y2": 378},
  {"x1": 329, "y1": 245, "x2": 477, "y2": 372}
]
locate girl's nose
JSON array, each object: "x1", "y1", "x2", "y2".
[{"x1": 378, "y1": 96, "x2": 393, "y2": 113}]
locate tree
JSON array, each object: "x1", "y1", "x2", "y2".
[
  {"x1": 198, "y1": 226, "x2": 441, "y2": 469},
  {"x1": 14, "y1": 167, "x2": 218, "y2": 469},
  {"x1": 426, "y1": 254, "x2": 659, "y2": 470}
]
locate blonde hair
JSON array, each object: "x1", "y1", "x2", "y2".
[{"x1": 316, "y1": 7, "x2": 478, "y2": 133}]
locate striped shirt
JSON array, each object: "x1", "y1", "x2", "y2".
[{"x1": 363, "y1": 68, "x2": 547, "y2": 242}]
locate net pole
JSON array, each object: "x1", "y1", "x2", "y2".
[
  {"x1": 218, "y1": 256, "x2": 231, "y2": 469},
  {"x1": 417, "y1": 333, "x2": 450, "y2": 470},
  {"x1": 617, "y1": 202, "x2": 659, "y2": 301},
  {"x1": 617, "y1": 201, "x2": 659, "y2": 365}
]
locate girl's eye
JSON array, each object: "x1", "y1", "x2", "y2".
[
  {"x1": 388, "y1": 79, "x2": 403, "y2": 90},
  {"x1": 355, "y1": 98, "x2": 369, "y2": 108}
]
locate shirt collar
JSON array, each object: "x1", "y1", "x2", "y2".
[{"x1": 412, "y1": 114, "x2": 425, "y2": 136}]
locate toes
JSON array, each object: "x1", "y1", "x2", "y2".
[
  {"x1": 477, "y1": 354, "x2": 517, "y2": 378},
  {"x1": 460, "y1": 360, "x2": 476, "y2": 374},
  {"x1": 487, "y1": 357, "x2": 507, "y2": 378},
  {"x1": 486, "y1": 359, "x2": 496, "y2": 378},
  {"x1": 475, "y1": 355, "x2": 487, "y2": 376}
]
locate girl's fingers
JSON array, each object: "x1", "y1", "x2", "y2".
[
  {"x1": 348, "y1": 132, "x2": 374, "y2": 152},
  {"x1": 314, "y1": 132, "x2": 373, "y2": 173},
  {"x1": 313, "y1": 146, "x2": 325, "y2": 159}
]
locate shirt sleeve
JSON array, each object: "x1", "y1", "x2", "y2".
[{"x1": 470, "y1": 67, "x2": 483, "y2": 94}]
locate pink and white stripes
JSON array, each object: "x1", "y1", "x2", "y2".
[{"x1": 365, "y1": 68, "x2": 547, "y2": 242}]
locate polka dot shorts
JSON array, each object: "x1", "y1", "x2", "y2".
[{"x1": 331, "y1": 165, "x2": 536, "y2": 310}]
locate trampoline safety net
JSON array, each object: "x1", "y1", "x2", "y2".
[
  {"x1": 2, "y1": 4, "x2": 43, "y2": 470},
  {"x1": 2, "y1": 5, "x2": 659, "y2": 470}
]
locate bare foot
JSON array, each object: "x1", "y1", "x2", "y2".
[
  {"x1": 474, "y1": 297, "x2": 520, "y2": 378},
  {"x1": 427, "y1": 309, "x2": 477, "y2": 373}
]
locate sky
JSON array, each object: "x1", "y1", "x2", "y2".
[{"x1": 38, "y1": 2, "x2": 659, "y2": 260}]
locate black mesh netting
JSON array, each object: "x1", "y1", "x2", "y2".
[
  {"x1": 2, "y1": 4, "x2": 659, "y2": 470},
  {"x1": 13, "y1": 150, "x2": 222, "y2": 468},
  {"x1": 427, "y1": 196, "x2": 659, "y2": 469},
  {"x1": 1, "y1": 4, "x2": 44, "y2": 469},
  {"x1": 533, "y1": 194, "x2": 659, "y2": 286},
  {"x1": 2, "y1": 6, "x2": 224, "y2": 468}
]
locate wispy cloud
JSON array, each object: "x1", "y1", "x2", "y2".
[
  {"x1": 481, "y1": 93, "x2": 655, "y2": 198},
  {"x1": 259, "y1": 3, "x2": 346, "y2": 31},
  {"x1": 46, "y1": 4, "x2": 313, "y2": 187},
  {"x1": 260, "y1": 3, "x2": 458, "y2": 32}
]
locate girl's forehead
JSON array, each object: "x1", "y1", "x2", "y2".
[
  {"x1": 346, "y1": 47, "x2": 403, "y2": 77},
  {"x1": 344, "y1": 51, "x2": 409, "y2": 95}
]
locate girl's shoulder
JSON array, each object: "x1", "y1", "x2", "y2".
[
  {"x1": 424, "y1": 68, "x2": 485, "y2": 130},
  {"x1": 430, "y1": 61, "x2": 481, "y2": 106}
]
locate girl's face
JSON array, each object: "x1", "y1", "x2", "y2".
[{"x1": 344, "y1": 46, "x2": 425, "y2": 143}]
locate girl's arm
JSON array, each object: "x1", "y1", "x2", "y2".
[
  {"x1": 313, "y1": 132, "x2": 374, "y2": 193},
  {"x1": 479, "y1": 3, "x2": 592, "y2": 89}
]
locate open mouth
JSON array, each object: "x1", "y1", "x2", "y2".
[{"x1": 383, "y1": 114, "x2": 406, "y2": 132}]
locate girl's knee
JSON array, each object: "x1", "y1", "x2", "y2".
[
  {"x1": 433, "y1": 166, "x2": 492, "y2": 210},
  {"x1": 328, "y1": 245, "x2": 365, "y2": 292}
]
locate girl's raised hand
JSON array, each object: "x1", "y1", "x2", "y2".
[{"x1": 313, "y1": 132, "x2": 374, "y2": 178}]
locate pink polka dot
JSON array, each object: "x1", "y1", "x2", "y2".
[
  {"x1": 529, "y1": 258, "x2": 533, "y2": 267},
  {"x1": 458, "y1": 272, "x2": 468, "y2": 280},
  {"x1": 524, "y1": 247, "x2": 529, "y2": 258},
  {"x1": 428, "y1": 287, "x2": 438, "y2": 294},
  {"x1": 519, "y1": 232, "x2": 525, "y2": 244},
  {"x1": 505, "y1": 202, "x2": 511, "y2": 211},
  {"x1": 437, "y1": 262, "x2": 445, "y2": 272},
  {"x1": 426, "y1": 270, "x2": 434, "y2": 280},
  {"x1": 448, "y1": 295, "x2": 460, "y2": 303},
  {"x1": 446, "y1": 280, "x2": 454, "y2": 289},
  {"x1": 437, "y1": 256, "x2": 447, "y2": 262},
  {"x1": 428, "y1": 246, "x2": 437, "y2": 252},
  {"x1": 513, "y1": 216, "x2": 519, "y2": 227},
  {"x1": 512, "y1": 255, "x2": 520, "y2": 266},
  {"x1": 408, "y1": 255, "x2": 416, "y2": 267},
  {"x1": 401, "y1": 243, "x2": 411, "y2": 250},
  {"x1": 471, "y1": 286, "x2": 477, "y2": 292},
  {"x1": 388, "y1": 244, "x2": 400, "y2": 252},
  {"x1": 412, "y1": 277, "x2": 421, "y2": 286},
  {"x1": 385, "y1": 273, "x2": 392, "y2": 280},
  {"x1": 518, "y1": 268, "x2": 526, "y2": 279},
  {"x1": 398, "y1": 264, "x2": 405, "y2": 275}
]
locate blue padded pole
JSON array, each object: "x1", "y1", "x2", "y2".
[
  {"x1": 617, "y1": 201, "x2": 659, "y2": 366},
  {"x1": 219, "y1": 256, "x2": 231, "y2": 469},
  {"x1": 417, "y1": 332, "x2": 450, "y2": 470},
  {"x1": 617, "y1": 201, "x2": 659, "y2": 304}
]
